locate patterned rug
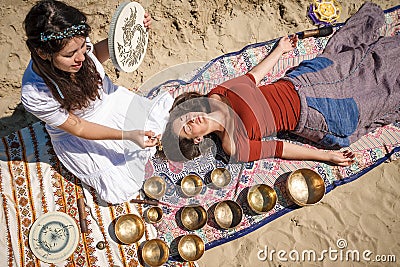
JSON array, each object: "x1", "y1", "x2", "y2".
[
  {"x1": 0, "y1": 4, "x2": 399, "y2": 267},
  {"x1": 145, "y1": 2, "x2": 400, "y2": 258}
]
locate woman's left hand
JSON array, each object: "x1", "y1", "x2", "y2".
[
  {"x1": 327, "y1": 150, "x2": 356, "y2": 166},
  {"x1": 144, "y1": 12, "x2": 152, "y2": 29},
  {"x1": 278, "y1": 35, "x2": 298, "y2": 54}
]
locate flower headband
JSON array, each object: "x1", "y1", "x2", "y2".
[{"x1": 40, "y1": 24, "x2": 88, "y2": 42}]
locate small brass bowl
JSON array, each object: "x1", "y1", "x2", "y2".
[
  {"x1": 142, "y1": 239, "x2": 170, "y2": 267},
  {"x1": 247, "y1": 184, "x2": 277, "y2": 214},
  {"x1": 178, "y1": 234, "x2": 205, "y2": 262},
  {"x1": 145, "y1": 206, "x2": 163, "y2": 224},
  {"x1": 214, "y1": 200, "x2": 243, "y2": 229},
  {"x1": 211, "y1": 168, "x2": 232, "y2": 188},
  {"x1": 180, "y1": 205, "x2": 208, "y2": 231},
  {"x1": 287, "y1": 168, "x2": 326, "y2": 206},
  {"x1": 181, "y1": 174, "x2": 203, "y2": 197},
  {"x1": 115, "y1": 214, "x2": 145, "y2": 244},
  {"x1": 143, "y1": 176, "x2": 166, "y2": 200}
]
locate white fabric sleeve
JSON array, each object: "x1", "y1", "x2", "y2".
[{"x1": 21, "y1": 83, "x2": 69, "y2": 127}]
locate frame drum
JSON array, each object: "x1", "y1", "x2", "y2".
[{"x1": 108, "y1": 2, "x2": 149, "y2": 72}]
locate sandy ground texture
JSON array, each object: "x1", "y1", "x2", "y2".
[
  {"x1": 0, "y1": 0, "x2": 398, "y2": 137},
  {"x1": 1, "y1": 0, "x2": 399, "y2": 266},
  {"x1": 198, "y1": 159, "x2": 400, "y2": 267}
]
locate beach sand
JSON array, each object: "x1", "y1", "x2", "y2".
[
  {"x1": 1, "y1": 0, "x2": 399, "y2": 266},
  {"x1": 198, "y1": 159, "x2": 400, "y2": 267}
]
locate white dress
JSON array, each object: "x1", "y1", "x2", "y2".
[{"x1": 21, "y1": 39, "x2": 173, "y2": 204}]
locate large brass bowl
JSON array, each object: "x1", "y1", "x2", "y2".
[
  {"x1": 247, "y1": 184, "x2": 277, "y2": 214},
  {"x1": 181, "y1": 174, "x2": 203, "y2": 197},
  {"x1": 115, "y1": 214, "x2": 145, "y2": 244},
  {"x1": 286, "y1": 168, "x2": 326, "y2": 206},
  {"x1": 211, "y1": 168, "x2": 232, "y2": 188},
  {"x1": 143, "y1": 176, "x2": 166, "y2": 200},
  {"x1": 214, "y1": 200, "x2": 243, "y2": 229},
  {"x1": 145, "y1": 206, "x2": 163, "y2": 224},
  {"x1": 142, "y1": 239, "x2": 170, "y2": 267},
  {"x1": 180, "y1": 205, "x2": 208, "y2": 231},
  {"x1": 178, "y1": 234, "x2": 205, "y2": 262}
]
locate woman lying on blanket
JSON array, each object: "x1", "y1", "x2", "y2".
[
  {"x1": 160, "y1": 2, "x2": 400, "y2": 166},
  {"x1": 21, "y1": 0, "x2": 173, "y2": 204}
]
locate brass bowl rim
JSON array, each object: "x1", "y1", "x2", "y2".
[
  {"x1": 286, "y1": 168, "x2": 326, "y2": 206},
  {"x1": 115, "y1": 214, "x2": 145, "y2": 244},
  {"x1": 177, "y1": 234, "x2": 205, "y2": 262},
  {"x1": 214, "y1": 200, "x2": 243, "y2": 229},
  {"x1": 181, "y1": 174, "x2": 204, "y2": 197},
  {"x1": 210, "y1": 168, "x2": 232, "y2": 188},
  {"x1": 143, "y1": 176, "x2": 166, "y2": 200},
  {"x1": 141, "y1": 239, "x2": 170, "y2": 267},
  {"x1": 180, "y1": 205, "x2": 208, "y2": 231},
  {"x1": 247, "y1": 183, "x2": 277, "y2": 214}
]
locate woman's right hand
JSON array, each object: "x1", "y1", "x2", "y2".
[{"x1": 124, "y1": 130, "x2": 160, "y2": 148}]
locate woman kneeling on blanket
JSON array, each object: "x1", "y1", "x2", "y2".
[
  {"x1": 21, "y1": 0, "x2": 173, "y2": 204},
  {"x1": 160, "y1": 2, "x2": 400, "y2": 166}
]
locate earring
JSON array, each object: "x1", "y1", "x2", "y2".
[{"x1": 194, "y1": 137, "x2": 203, "y2": 145}]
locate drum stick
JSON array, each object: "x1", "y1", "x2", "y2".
[
  {"x1": 77, "y1": 197, "x2": 88, "y2": 233},
  {"x1": 297, "y1": 26, "x2": 333, "y2": 39},
  {"x1": 130, "y1": 198, "x2": 160, "y2": 206}
]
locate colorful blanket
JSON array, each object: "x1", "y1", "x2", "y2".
[{"x1": 0, "y1": 4, "x2": 399, "y2": 267}]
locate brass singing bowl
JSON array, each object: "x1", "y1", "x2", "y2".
[
  {"x1": 286, "y1": 168, "x2": 326, "y2": 206},
  {"x1": 180, "y1": 205, "x2": 208, "y2": 231},
  {"x1": 214, "y1": 200, "x2": 243, "y2": 229},
  {"x1": 143, "y1": 176, "x2": 166, "y2": 200},
  {"x1": 115, "y1": 214, "x2": 145, "y2": 244},
  {"x1": 145, "y1": 206, "x2": 163, "y2": 224},
  {"x1": 142, "y1": 239, "x2": 170, "y2": 267},
  {"x1": 247, "y1": 184, "x2": 277, "y2": 214},
  {"x1": 211, "y1": 168, "x2": 232, "y2": 188},
  {"x1": 181, "y1": 174, "x2": 203, "y2": 197},
  {"x1": 178, "y1": 234, "x2": 205, "y2": 262}
]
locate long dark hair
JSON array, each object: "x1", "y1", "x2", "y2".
[
  {"x1": 157, "y1": 91, "x2": 216, "y2": 162},
  {"x1": 24, "y1": 0, "x2": 102, "y2": 111}
]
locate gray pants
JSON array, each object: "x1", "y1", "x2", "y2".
[{"x1": 285, "y1": 2, "x2": 400, "y2": 148}]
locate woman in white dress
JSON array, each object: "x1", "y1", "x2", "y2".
[{"x1": 21, "y1": 0, "x2": 173, "y2": 204}]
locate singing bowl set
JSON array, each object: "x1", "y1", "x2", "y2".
[
  {"x1": 181, "y1": 205, "x2": 208, "y2": 231},
  {"x1": 286, "y1": 168, "x2": 326, "y2": 206},
  {"x1": 115, "y1": 214, "x2": 145, "y2": 244},
  {"x1": 142, "y1": 239, "x2": 170, "y2": 266},
  {"x1": 180, "y1": 167, "x2": 231, "y2": 197},
  {"x1": 180, "y1": 174, "x2": 203, "y2": 197},
  {"x1": 178, "y1": 234, "x2": 205, "y2": 262},
  {"x1": 143, "y1": 176, "x2": 166, "y2": 200},
  {"x1": 247, "y1": 184, "x2": 277, "y2": 214}
]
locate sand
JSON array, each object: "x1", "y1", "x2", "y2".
[
  {"x1": 198, "y1": 159, "x2": 400, "y2": 267},
  {"x1": 1, "y1": 0, "x2": 399, "y2": 266}
]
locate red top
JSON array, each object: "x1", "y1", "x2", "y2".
[{"x1": 208, "y1": 74, "x2": 300, "y2": 162}]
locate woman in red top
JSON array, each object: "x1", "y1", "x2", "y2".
[
  {"x1": 159, "y1": 36, "x2": 354, "y2": 165},
  {"x1": 159, "y1": 2, "x2": 400, "y2": 166}
]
